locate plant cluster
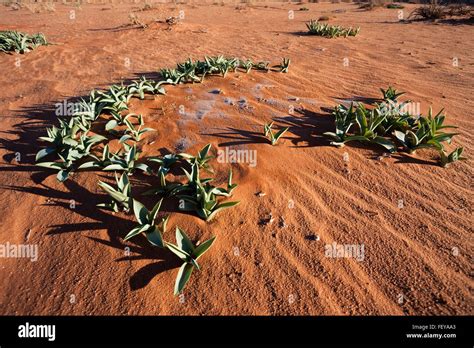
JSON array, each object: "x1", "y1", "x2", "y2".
[
  {"x1": 159, "y1": 56, "x2": 290, "y2": 84},
  {"x1": 324, "y1": 87, "x2": 466, "y2": 167},
  {"x1": 0, "y1": 30, "x2": 47, "y2": 54},
  {"x1": 306, "y1": 20, "x2": 360, "y2": 38},
  {"x1": 409, "y1": 2, "x2": 472, "y2": 21},
  {"x1": 35, "y1": 56, "x2": 290, "y2": 294}
]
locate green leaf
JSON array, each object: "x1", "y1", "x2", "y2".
[
  {"x1": 145, "y1": 225, "x2": 164, "y2": 248},
  {"x1": 57, "y1": 170, "x2": 69, "y2": 182},
  {"x1": 133, "y1": 199, "x2": 149, "y2": 225},
  {"x1": 372, "y1": 136, "x2": 396, "y2": 152},
  {"x1": 124, "y1": 224, "x2": 150, "y2": 241},
  {"x1": 174, "y1": 263, "x2": 194, "y2": 295},
  {"x1": 194, "y1": 236, "x2": 216, "y2": 260},
  {"x1": 206, "y1": 201, "x2": 240, "y2": 221},
  {"x1": 166, "y1": 242, "x2": 190, "y2": 262},
  {"x1": 105, "y1": 119, "x2": 118, "y2": 131},
  {"x1": 175, "y1": 227, "x2": 195, "y2": 254},
  {"x1": 149, "y1": 198, "x2": 163, "y2": 222},
  {"x1": 35, "y1": 147, "x2": 55, "y2": 161}
]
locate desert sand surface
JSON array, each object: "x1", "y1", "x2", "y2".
[{"x1": 0, "y1": 1, "x2": 473, "y2": 315}]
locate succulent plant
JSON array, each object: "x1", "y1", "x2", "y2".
[
  {"x1": 253, "y1": 61, "x2": 270, "y2": 71},
  {"x1": 380, "y1": 86, "x2": 405, "y2": 102},
  {"x1": 119, "y1": 114, "x2": 154, "y2": 143},
  {"x1": 124, "y1": 199, "x2": 168, "y2": 247},
  {"x1": 36, "y1": 118, "x2": 81, "y2": 162},
  {"x1": 179, "y1": 143, "x2": 214, "y2": 173},
  {"x1": 127, "y1": 76, "x2": 164, "y2": 99},
  {"x1": 306, "y1": 20, "x2": 360, "y2": 38},
  {"x1": 0, "y1": 30, "x2": 48, "y2": 54},
  {"x1": 103, "y1": 143, "x2": 151, "y2": 175},
  {"x1": 394, "y1": 108, "x2": 458, "y2": 153},
  {"x1": 166, "y1": 227, "x2": 216, "y2": 295},
  {"x1": 240, "y1": 59, "x2": 253, "y2": 73},
  {"x1": 264, "y1": 122, "x2": 289, "y2": 145},
  {"x1": 279, "y1": 58, "x2": 290, "y2": 73},
  {"x1": 97, "y1": 172, "x2": 133, "y2": 212},
  {"x1": 177, "y1": 163, "x2": 239, "y2": 221},
  {"x1": 36, "y1": 160, "x2": 74, "y2": 182},
  {"x1": 440, "y1": 147, "x2": 466, "y2": 167},
  {"x1": 147, "y1": 153, "x2": 180, "y2": 175},
  {"x1": 323, "y1": 103, "x2": 356, "y2": 146},
  {"x1": 144, "y1": 171, "x2": 183, "y2": 197}
]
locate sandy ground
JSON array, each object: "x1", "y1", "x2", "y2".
[{"x1": 0, "y1": 1, "x2": 473, "y2": 315}]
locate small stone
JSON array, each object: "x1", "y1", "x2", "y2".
[{"x1": 256, "y1": 191, "x2": 266, "y2": 197}]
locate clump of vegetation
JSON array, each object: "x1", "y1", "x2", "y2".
[
  {"x1": 408, "y1": 1, "x2": 472, "y2": 21},
  {"x1": 299, "y1": 7, "x2": 309, "y2": 11},
  {"x1": 324, "y1": 86, "x2": 467, "y2": 167},
  {"x1": 33, "y1": 56, "x2": 290, "y2": 295},
  {"x1": 176, "y1": 163, "x2": 239, "y2": 221},
  {"x1": 306, "y1": 20, "x2": 360, "y2": 38},
  {"x1": 166, "y1": 227, "x2": 216, "y2": 295},
  {"x1": 278, "y1": 58, "x2": 291, "y2": 73},
  {"x1": 125, "y1": 199, "x2": 169, "y2": 246},
  {"x1": 0, "y1": 30, "x2": 47, "y2": 54},
  {"x1": 97, "y1": 172, "x2": 133, "y2": 213},
  {"x1": 264, "y1": 122, "x2": 289, "y2": 146},
  {"x1": 409, "y1": 2, "x2": 446, "y2": 20}
]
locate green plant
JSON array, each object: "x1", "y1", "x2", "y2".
[
  {"x1": 278, "y1": 57, "x2": 290, "y2": 73},
  {"x1": 97, "y1": 172, "x2": 133, "y2": 212},
  {"x1": 144, "y1": 171, "x2": 183, "y2": 197},
  {"x1": 179, "y1": 143, "x2": 214, "y2": 172},
  {"x1": 103, "y1": 143, "x2": 151, "y2": 174},
  {"x1": 160, "y1": 68, "x2": 183, "y2": 84},
  {"x1": 124, "y1": 199, "x2": 168, "y2": 247},
  {"x1": 166, "y1": 227, "x2": 216, "y2": 295},
  {"x1": 323, "y1": 103, "x2": 356, "y2": 146},
  {"x1": 119, "y1": 114, "x2": 154, "y2": 143},
  {"x1": 240, "y1": 59, "x2": 253, "y2": 73},
  {"x1": 128, "y1": 76, "x2": 165, "y2": 99},
  {"x1": 394, "y1": 108, "x2": 458, "y2": 154},
  {"x1": 380, "y1": 86, "x2": 405, "y2": 102},
  {"x1": 299, "y1": 7, "x2": 309, "y2": 11},
  {"x1": 36, "y1": 118, "x2": 81, "y2": 162},
  {"x1": 440, "y1": 147, "x2": 466, "y2": 167},
  {"x1": 325, "y1": 103, "x2": 395, "y2": 151},
  {"x1": 105, "y1": 110, "x2": 128, "y2": 132},
  {"x1": 253, "y1": 61, "x2": 270, "y2": 71},
  {"x1": 96, "y1": 84, "x2": 131, "y2": 113},
  {"x1": 0, "y1": 30, "x2": 47, "y2": 54},
  {"x1": 306, "y1": 20, "x2": 360, "y2": 38},
  {"x1": 264, "y1": 122, "x2": 289, "y2": 145},
  {"x1": 78, "y1": 144, "x2": 115, "y2": 170},
  {"x1": 147, "y1": 153, "x2": 179, "y2": 175},
  {"x1": 177, "y1": 164, "x2": 239, "y2": 221},
  {"x1": 36, "y1": 127, "x2": 106, "y2": 181}
]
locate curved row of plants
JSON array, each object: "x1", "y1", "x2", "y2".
[{"x1": 35, "y1": 56, "x2": 291, "y2": 295}]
